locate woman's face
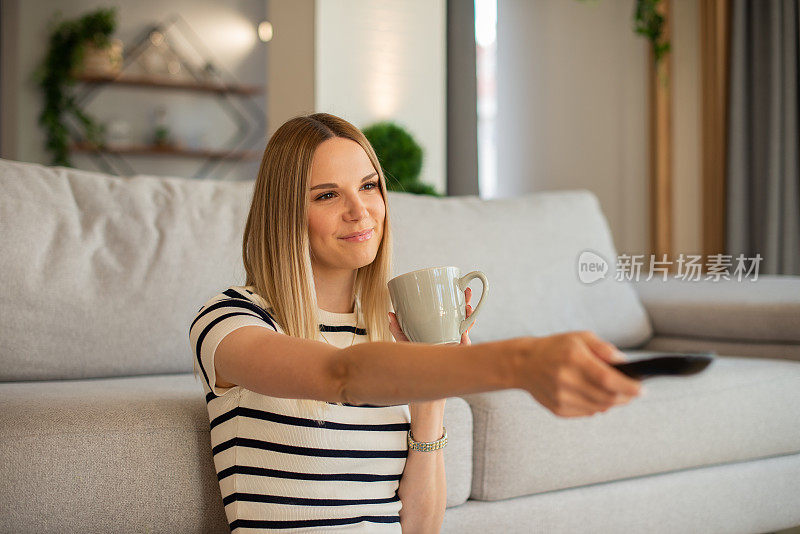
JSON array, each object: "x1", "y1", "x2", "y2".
[{"x1": 307, "y1": 137, "x2": 386, "y2": 274}]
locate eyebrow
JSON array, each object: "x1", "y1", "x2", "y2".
[{"x1": 310, "y1": 172, "x2": 377, "y2": 191}]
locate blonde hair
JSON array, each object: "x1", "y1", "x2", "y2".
[{"x1": 233, "y1": 112, "x2": 395, "y2": 421}]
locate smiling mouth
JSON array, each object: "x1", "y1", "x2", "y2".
[{"x1": 340, "y1": 228, "x2": 374, "y2": 242}]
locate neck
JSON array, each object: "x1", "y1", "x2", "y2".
[{"x1": 312, "y1": 263, "x2": 358, "y2": 313}]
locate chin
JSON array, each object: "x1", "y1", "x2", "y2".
[{"x1": 353, "y1": 248, "x2": 381, "y2": 269}]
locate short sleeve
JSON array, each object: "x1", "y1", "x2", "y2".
[{"x1": 188, "y1": 296, "x2": 278, "y2": 397}]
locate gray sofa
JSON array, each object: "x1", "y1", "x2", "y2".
[{"x1": 1, "y1": 157, "x2": 799, "y2": 534}]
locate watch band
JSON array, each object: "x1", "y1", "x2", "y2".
[{"x1": 407, "y1": 426, "x2": 447, "y2": 452}]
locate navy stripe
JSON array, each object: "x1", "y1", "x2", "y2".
[
  {"x1": 325, "y1": 401, "x2": 405, "y2": 407},
  {"x1": 217, "y1": 464, "x2": 402, "y2": 483},
  {"x1": 320, "y1": 324, "x2": 367, "y2": 336},
  {"x1": 192, "y1": 310, "x2": 266, "y2": 392},
  {"x1": 222, "y1": 491, "x2": 400, "y2": 507},
  {"x1": 210, "y1": 406, "x2": 410, "y2": 432},
  {"x1": 212, "y1": 437, "x2": 408, "y2": 458},
  {"x1": 191, "y1": 296, "x2": 277, "y2": 332},
  {"x1": 207, "y1": 398, "x2": 404, "y2": 409},
  {"x1": 225, "y1": 288, "x2": 280, "y2": 327},
  {"x1": 230, "y1": 515, "x2": 400, "y2": 530}
]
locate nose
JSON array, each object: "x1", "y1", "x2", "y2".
[{"x1": 344, "y1": 193, "x2": 369, "y2": 221}]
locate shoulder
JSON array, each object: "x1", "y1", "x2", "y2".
[{"x1": 193, "y1": 285, "x2": 280, "y2": 332}]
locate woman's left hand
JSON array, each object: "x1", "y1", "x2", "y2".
[
  {"x1": 387, "y1": 287, "x2": 476, "y2": 346},
  {"x1": 460, "y1": 287, "x2": 476, "y2": 345}
]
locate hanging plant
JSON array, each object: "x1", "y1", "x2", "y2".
[
  {"x1": 33, "y1": 7, "x2": 117, "y2": 167},
  {"x1": 576, "y1": 0, "x2": 671, "y2": 67},
  {"x1": 633, "y1": 0, "x2": 671, "y2": 66}
]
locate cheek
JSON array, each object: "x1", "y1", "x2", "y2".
[
  {"x1": 371, "y1": 198, "x2": 386, "y2": 225},
  {"x1": 307, "y1": 212, "x2": 333, "y2": 242}
]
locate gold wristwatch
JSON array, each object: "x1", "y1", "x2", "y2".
[{"x1": 407, "y1": 426, "x2": 447, "y2": 452}]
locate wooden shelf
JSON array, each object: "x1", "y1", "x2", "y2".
[
  {"x1": 74, "y1": 72, "x2": 263, "y2": 96},
  {"x1": 71, "y1": 142, "x2": 260, "y2": 160}
]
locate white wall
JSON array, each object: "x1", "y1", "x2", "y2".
[
  {"x1": 496, "y1": 0, "x2": 650, "y2": 255},
  {"x1": 314, "y1": 0, "x2": 446, "y2": 194},
  {"x1": 3, "y1": 0, "x2": 267, "y2": 181},
  {"x1": 495, "y1": 0, "x2": 702, "y2": 257},
  {"x1": 672, "y1": 0, "x2": 702, "y2": 257},
  {"x1": 267, "y1": 0, "x2": 315, "y2": 136}
]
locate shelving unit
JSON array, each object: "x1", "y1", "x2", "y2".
[
  {"x1": 71, "y1": 140, "x2": 261, "y2": 160},
  {"x1": 68, "y1": 13, "x2": 266, "y2": 180},
  {"x1": 74, "y1": 72, "x2": 263, "y2": 96}
]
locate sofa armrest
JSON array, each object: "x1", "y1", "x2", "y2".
[{"x1": 630, "y1": 275, "x2": 800, "y2": 344}]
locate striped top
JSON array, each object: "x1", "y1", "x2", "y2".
[{"x1": 188, "y1": 285, "x2": 410, "y2": 533}]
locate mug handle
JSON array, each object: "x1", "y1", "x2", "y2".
[{"x1": 457, "y1": 271, "x2": 489, "y2": 336}]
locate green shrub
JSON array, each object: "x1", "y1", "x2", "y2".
[{"x1": 362, "y1": 121, "x2": 441, "y2": 197}]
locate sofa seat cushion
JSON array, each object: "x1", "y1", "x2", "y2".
[
  {"x1": 461, "y1": 352, "x2": 800, "y2": 501},
  {"x1": 0, "y1": 373, "x2": 473, "y2": 533},
  {"x1": 1, "y1": 373, "x2": 229, "y2": 532}
]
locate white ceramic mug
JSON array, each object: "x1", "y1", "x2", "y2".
[{"x1": 388, "y1": 266, "x2": 489, "y2": 344}]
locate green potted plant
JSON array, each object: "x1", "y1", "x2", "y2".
[
  {"x1": 33, "y1": 7, "x2": 118, "y2": 167},
  {"x1": 362, "y1": 121, "x2": 442, "y2": 197}
]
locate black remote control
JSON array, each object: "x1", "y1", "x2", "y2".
[{"x1": 611, "y1": 353, "x2": 715, "y2": 380}]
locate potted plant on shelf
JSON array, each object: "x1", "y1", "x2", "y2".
[
  {"x1": 33, "y1": 7, "x2": 119, "y2": 167},
  {"x1": 362, "y1": 121, "x2": 441, "y2": 197}
]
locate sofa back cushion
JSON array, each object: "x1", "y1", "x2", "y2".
[
  {"x1": 0, "y1": 159, "x2": 251, "y2": 380},
  {"x1": 0, "y1": 158, "x2": 651, "y2": 381},
  {"x1": 387, "y1": 191, "x2": 652, "y2": 348}
]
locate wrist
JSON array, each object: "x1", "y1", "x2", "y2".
[
  {"x1": 409, "y1": 402, "x2": 445, "y2": 442},
  {"x1": 409, "y1": 399, "x2": 446, "y2": 413},
  {"x1": 409, "y1": 419, "x2": 445, "y2": 442},
  {"x1": 505, "y1": 338, "x2": 530, "y2": 390}
]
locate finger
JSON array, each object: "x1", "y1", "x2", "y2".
[
  {"x1": 387, "y1": 312, "x2": 405, "y2": 339},
  {"x1": 577, "y1": 342, "x2": 641, "y2": 397},
  {"x1": 465, "y1": 304, "x2": 472, "y2": 318},
  {"x1": 577, "y1": 331, "x2": 626, "y2": 364},
  {"x1": 557, "y1": 370, "x2": 619, "y2": 412},
  {"x1": 465, "y1": 287, "x2": 472, "y2": 306},
  {"x1": 573, "y1": 378, "x2": 626, "y2": 408},
  {"x1": 551, "y1": 388, "x2": 602, "y2": 418}
]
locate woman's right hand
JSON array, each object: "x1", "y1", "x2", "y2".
[{"x1": 514, "y1": 331, "x2": 643, "y2": 418}]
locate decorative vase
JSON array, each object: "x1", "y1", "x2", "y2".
[{"x1": 73, "y1": 38, "x2": 123, "y2": 76}]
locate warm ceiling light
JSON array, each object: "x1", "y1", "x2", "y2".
[
  {"x1": 258, "y1": 21, "x2": 273, "y2": 42},
  {"x1": 149, "y1": 31, "x2": 164, "y2": 46}
]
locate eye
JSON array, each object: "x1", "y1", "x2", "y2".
[{"x1": 314, "y1": 181, "x2": 380, "y2": 201}]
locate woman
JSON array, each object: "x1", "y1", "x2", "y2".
[{"x1": 189, "y1": 113, "x2": 641, "y2": 533}]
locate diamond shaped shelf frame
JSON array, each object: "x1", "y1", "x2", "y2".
[{"x1": 70, "y1": 13, "x2": 266, "y2": 180}]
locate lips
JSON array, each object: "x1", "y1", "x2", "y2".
[
  {"x1": 340, "y1": 228, "x2": 373, "y2": 239},
  {"x1": 340, "y1": 228, "x2": 374, "y2": 242}
]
